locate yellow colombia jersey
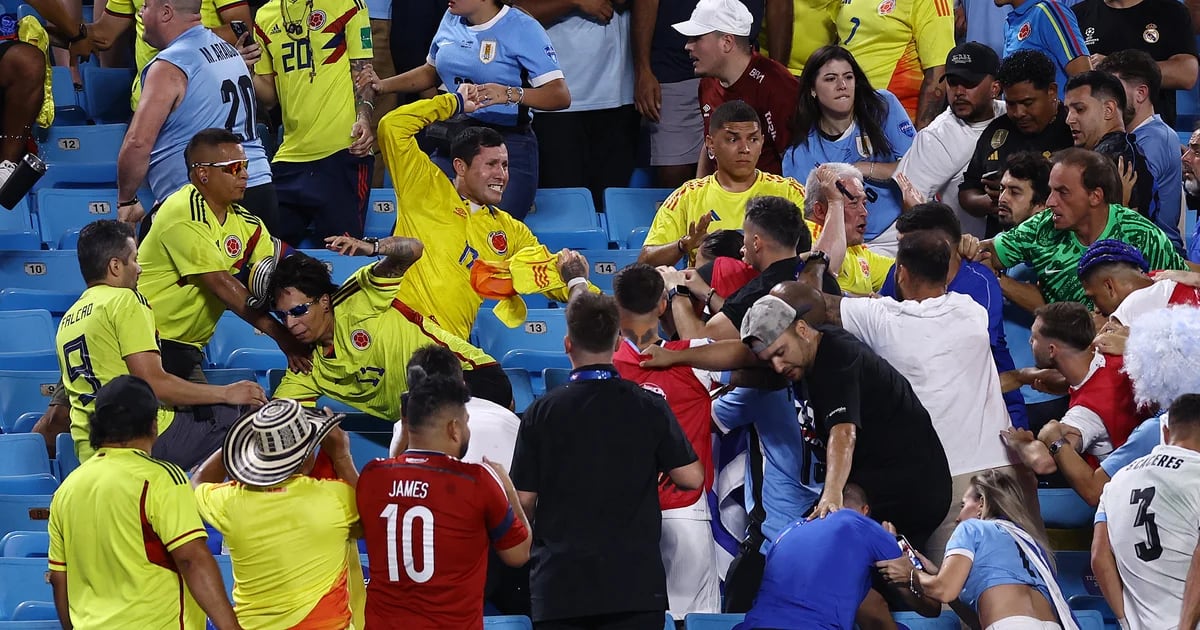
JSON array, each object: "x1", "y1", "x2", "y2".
[
  {"x1": 194, "y1": 476, "x2": 358, "y2": 630},
  {"x1": 765, "y1": 0, "x2": 838, "y2": 75},
  {"x1": 835, "y1": 0, "x2": 955, "y2": 121},
  {"x1": 254, "y1": 0, "x2": 372, "y2": 163},
  {"x1": 138, "y1": 184, "x2": 275, "y2": 348},
  {"x1": 56, "y1": 285, "x2": 176, "y2": 463},
  {"x1": 49, "y1": 448, "x2": 208, "y2": 630},
  {"x1": 809, "y1": 222, "x2": 895, "y2": 295},
  {"x1": 646, "y1": 172, "x2": 807, "y2": 255},
  {"x1": 378, "y1": 92, "x2": 581, "y2": 340},
  {"x1": 273, "y1": 262, "x2": 496, "y2": 421},
  {"x1": 104, "y1": 0, "x2": 245, "y2": 106}
]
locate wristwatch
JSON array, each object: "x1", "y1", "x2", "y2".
[
  {"x1": 362, "y1": 237, "x2": 379, "y2": 256},
  {"x1": 1048, "y1": 438, "x2": 1069, "y2": 456},
  {"x1": 667, "y1": 286, "x2": 691, "y2": 301},
  {"x1": 806, "y1": 250, "x2": 830, "y2": 267}
]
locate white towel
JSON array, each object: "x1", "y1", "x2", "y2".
[{"x1": 993, "y1": 519, "x2": 1080, "y2": 630}]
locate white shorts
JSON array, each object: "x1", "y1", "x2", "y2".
[
  {"x1": 984, "y1": 616, "x2": 1061, "y2": 630},
  {"x1": 1061, "y1": 406, "x2": 1114, "y2": 459},
  {"x1": 661, "y1": 509, "x2": 720, "y2": 620}
]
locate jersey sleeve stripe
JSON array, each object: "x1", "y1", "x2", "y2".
[
  {"x1": 390, "y1": 299, "x2": 489, "y2": 368},
  {"x1": 104, "y1": 6, "x2": 135, "y2": 17},
  {"x1": 215, "y1": 0, "x2": 247, "y2": 12},
  {"x1": 1036, "y1": 2, "x2": 1087, "y2": 59},
  {"x1": 488, "y1": 508, "x2": 516, "y2": 542},
  {"x1": 134, "y1": 451, "x2": 189, "y2": 485},
  {"x1": 48, "y1": 559, "x2": 66, "y2": 568},
  {"x1": 528, "y1": 70, "x2": 565, "y2": 88},
  {"x1": 254, "y1": 22, "x2": 272, "y2": 45},
  {"x1": 189, "y1": 189, "x2": 208, "y2": 224},
  {"x1": 164, "y1": 528, "x2": 206, "y2": 548}
]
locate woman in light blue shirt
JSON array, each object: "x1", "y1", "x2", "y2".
[
  {"x1": 877, "y1": 470, "x2": 1075, "y2": 629},
  {"x1": 365, "y1": 0, "x2": 570, "y2": 219}
]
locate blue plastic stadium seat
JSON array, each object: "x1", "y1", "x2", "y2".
[
  {"x1": 15, "y1": 3, "x2": 41, "y2": 22},
  {"x1": 35, "y1": 188, "x2": 120, "y2": 249},
  {"x1": 0, "y1": 496, "x2": 52, "y2": 540},
  {"x1": 0, "y1": 622, "x2": 64, "y2": 629},
  {"x1": 365, "y1": 189, "x2": 397, "y2": 238},
  {"x1": 627, "y1": 227, "x2": 650, "y2": 250},
  {"x1": 81, "y1": 66, "x2": 134, "y2": 124},
  {"x1": 38, "y1": 124, "x2": 127, "y2": 187},
  {"x1": 534, "y1": 229, "x2": 609, "y2": 252},
  {"x1": 202, "y1": 369, "x2": 258, "y2": 387},
  {"x1": 49, "y1": 66, "x2": 88, "y2": 125},
  {"x1": 0, "y1": 250, "x2": 87, "y2": 294},
  {"x1": 627, "y1": 167, "x2": 654, "y2": 189},
  {"x1": 0, "y1": 372, "x2": 59, "y2": 435},
  {"x1": 55, "y1": 434, "x2": 78, "y2": 481},
  {"x1": 0, "y1": 289, "x2": 82, "y2": 318},
  {"x1": 663, "y1": 612, "x2": 673, "y2": 630},
  {"x1": 1069, "y1": 594, "x2": 1117, "y2": 629},
  {"x1": 890, "y1": 611, "x2": 962, "y2": 629},
  {"x1": 0, "y1": 197, "x2": 41, "y2": 250},
  {"x1": 0, "y1": 475, "x2": 58, "y2": 496},
  {"x1": 603, "y1": 188, "x2": 673, "y2": 248},
  {"x1": 527, "y1": 188, "x2": 598, "y2": 232},
  {"x1": 0, "y1": 311, "x2": 57, "y2": 371},
  {"x1": 683, "y1": 613, "x2": 745, "y2": 630},
  {"x1": 213, "y1": 554, "x2": 236, "y2": 601},
  {"x1": 1072, "y1": 609, "x2": 1104, "y2": 630},
  {"x1": 574, "y1": 249, "x2": 642, "y2": 293},
  {"x1": 542, "y1": 368, "x2": 569, "y2": 392},
  {"x1": 10, "y1": 601, "x2": 56, "y2": 621},
  {"x1": 205, "y1": 313, "x2": 285, "y2": 373},
  {"x1": 299, "y1": 248, "x2": 366, "y2": 286},
  {"x1": 473, "y1": 308, "x2": 570, "y2": 393},
  {"x1": 10, "y1": 414, "x2": 40, "y2": 435},
  {"x1": 0, "y1": 532, "x2": 50, "y2": 559},
  {"x1": 504, "y1": 368, "x2": 534, "y2": 414},
  {"x1": 1039, "y1": 488, "x2": 1095, "y2": 529},
  {"x1": 0, "y1": 436, "x2": 50, "y2": 477},
  {"x1": 0, "y1": 557, "x2": 52, "y2": 620},
  {"x1": 1055, "y1": 550, "x2": 1102, "y2": 600},
  {"x1": 483, "y1": 616, "x2": 533, "y2": 630}
]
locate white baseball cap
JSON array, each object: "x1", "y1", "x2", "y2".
[{"x1": 672, "y1": 0, "x2": 753, "y2": 37}]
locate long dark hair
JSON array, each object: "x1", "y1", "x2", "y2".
[{"x1": 791, "y1": 46, "x2": 893, "y2": 159}]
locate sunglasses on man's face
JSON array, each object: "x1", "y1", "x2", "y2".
[
  {"x1": 190, "y1": 159, "x2": 249, "y2": 176},
  {"x1": 272, "y1": 299, "x2": 318, "y2": 322}
]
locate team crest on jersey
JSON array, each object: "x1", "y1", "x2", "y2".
[
  {"x1": 858, "y1": 256, "x2": 871, "y2": 278},
  {"x1": 990, "y1": 129, "x2": 1008, "y2": 149},
  {"x1": 224, "y1": 235, "x2": 243, "y2": 258},
  {"x1": 641, "y1": 383, "x2": 666, "y2": 398},
  {"x1": 308, "y1": 9, "x2": 326, "y2": 30},
  {"x1": 351, "y1": 329, "x2": 371, "y2": 350},
  {"x1": 877, "y1": 0, "x2": 894, "y2": 15},
  {"x1": 479, "y1": 40, "x2": 497, "y2": 64},
  {"x1": 1143, "y1": 24, "x2": 1160, "y2": 43},
  {"x1": 854, "y1": 135, "x2": 874, "y2": 158},
  {"x1": 489, "y1": 230, "x2": 509, "y2": 255},
  {"x1": 1017, "y1": 22, "x2": 1031, "y2": 40}
]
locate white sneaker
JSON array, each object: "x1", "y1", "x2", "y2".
[{"x1": 0, "y1": 160, "x2": 15, "y2": 191}]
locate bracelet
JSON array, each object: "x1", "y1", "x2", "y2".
[
  {"x1": 869, "y1": 162, "x2": 876, "y2": 180},
  {"x1": 357, "y1": 100, "x2": 375, "y2": 111},
  {"x1": 515, "y1": 86, "x2": 525, "y2": 104},
  {"x1": 363, "y1": 237, "x2": 380, "y2": 256},
  {"x1": 118, "y1": 196, "x2": 140, "y2": 208},
  {"x1": 676, "y1": 238, "x2": 686, "y2": 253},
  {"x1": 908, "y1": 568, "x2": 921, "y2": 596},
  {"x1": 505, "y1": 86, "x2": 515, "y2": 105},
  {"x1": 567, "y1": 277, "x2": 588, "y2": 291},
  {"x1": 705, "y1": 287, "x2": 716, "y2": 310},
  {"x1": 67, "y1": 23, "x2": 87, "y2": 44}
]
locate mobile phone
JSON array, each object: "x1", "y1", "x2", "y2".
[
  {"x1": 835, "y1": 180, "x2": 856, "y2": 201},
  {"x1": 230, "y1": 20, "x2": 249, "y2": 40},
  {"x1": 897, "y1": 535, "x2": 924, "y2": 571}
]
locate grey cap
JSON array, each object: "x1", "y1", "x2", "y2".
[{"x1": 740, "y1": 295, "x2": 798, "y2": 354}]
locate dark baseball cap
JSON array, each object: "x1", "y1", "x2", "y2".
[
  {"x1": 94, "y1": 374, "x2": 160, "y2": 424},
  {"x1": 943, "y1": 42, "x2": 999, "y2": 85}
]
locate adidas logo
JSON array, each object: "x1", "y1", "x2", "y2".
[
  {"x1": 986, "y1": 151, "x2": 998, "y2": 161},
  {"x1": 270, "y1": 24, "x2": 282, "y2": 34}
]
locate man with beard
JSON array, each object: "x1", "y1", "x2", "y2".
[
  {"x1": 1183, "y1": 128, "x2": 1200, "y2": 263},
  {"x1": 994, "y1": 151, "x2": 1052, "y2": 314}
]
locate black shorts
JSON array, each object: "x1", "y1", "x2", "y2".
[{"x1": 152, "y1": 403, "x2": 248, "y2": 471}]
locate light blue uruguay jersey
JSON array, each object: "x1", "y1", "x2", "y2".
[
  {"x1": 781, "y1": 89, "x2": 915, "y2": 241},
  {"x1": 426, "y1": 5, "x2": 564, "y2": 127},
  {"x1": 146, "y1": 25, "x2": 272, "y2": 203},
  {"x1": 945, "y1": 518, "x2": 1053, "y2": 610}
]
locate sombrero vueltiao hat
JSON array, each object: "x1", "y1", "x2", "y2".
[
  {"x1": 242, "y1": 237, "x2": 295, "y2": 310},
  {"x1": 223, "y1": 399, "x2": 343, "y2": 487}
]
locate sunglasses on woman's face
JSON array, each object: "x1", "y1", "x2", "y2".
[
  {"x1": 190, "y1": 158, "x2": 249, "y2": 176},
  {"x1": 272, "y1": 299, "x2": 318, "y2": 322}
]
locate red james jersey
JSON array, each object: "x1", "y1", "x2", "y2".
[
  {"x1": 356, "y1": 450, "x2": 528, "y2": 629},
  {"x1": 613, "y1": 339, "x2": 723, "y2": 510},
  {"x1": 1070, "y1": 353, "x2": 1147, "y2": 449}
]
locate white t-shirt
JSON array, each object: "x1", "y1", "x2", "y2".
[
  {"x1": 1096, "y1": 444, "x2": 1200, "y2": 630},
  {"x1": 894, "y1": 100, "x2": 1006, "y2": 238},
  {"x1": 544, "y1": 11, "x2": 634, "y2": 111},
  {"x1": 840, "y1": 291, "x2": 1012, "y2": 475},
  {"x1": 388, "y1": 397, "x2": 521, "y2": 472},
  {"x1": 1111, "y1": 279, "x2": 1181, "y2": 327}
]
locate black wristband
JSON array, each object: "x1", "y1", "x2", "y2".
[
  {"x1": 118, "y1": 196, "x2": 140, "y2": 208},
  {"x1": 67, "y1": 23, "x2": 87, "y2": 44}
]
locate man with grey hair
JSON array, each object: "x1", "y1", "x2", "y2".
[{"x1": 803, "y1": 162, "x2": 895, "y2": 296}]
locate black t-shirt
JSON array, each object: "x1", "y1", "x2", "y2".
[
  {"x1": 650, "y1": 0, "x2": 763, "y2": 84},
  {"x1": 510, "y1": 365, "x2": 698, "y2": 622},
  {"x1": 1094, "y1": 130, "x2": 1155, "y2": 219},
  {"x1": 720, "y1": 257, "x2": 842, "y2": 329},
  {"x1": 802, "y1": 328, "x2": 950, "y2": 533},
  {"x1": 1072, "y1": 0, "x2": 1197, "y2": 126}
]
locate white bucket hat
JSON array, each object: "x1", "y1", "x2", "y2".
[{"x1": 223, "y1": 399, "x2": 343, "y2": 487}]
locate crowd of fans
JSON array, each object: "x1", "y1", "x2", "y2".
[{"x1": 4, "y1": 0, "x2": 1200, "y2": 626}]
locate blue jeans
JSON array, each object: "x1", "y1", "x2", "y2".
[{"x1": 431, "y1": 126, "x2": 538, "y2": 220}]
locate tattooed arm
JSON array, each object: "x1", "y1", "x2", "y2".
[
  {"x1": 350, "y1": 59, "x2": 376, "y2": 156},
  {"x1": 916, "y1": 65, "x2": 946, "y2": 130},
  {"x1": 324, "y1": 235, "x2": 425, "y2": 277}
]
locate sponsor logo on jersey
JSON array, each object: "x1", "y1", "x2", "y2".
[
  {"x1": 991, "y1": 129, "x2": 1008, "y2": 149},
  {"x1": 351, "y1": 328, "x2": 371, "y2": 350},
  {"x1": 641, "y1": 382, "x2": 666, "y2": 398},
  {"x1": 489, "y1": 230, "x2": 508, "y2": 255},
  {"x1": 224, "y1": 235, "x2": 243, "y2": 258},
  {"x1": 877, "y1": 0, "x2": 894, "y2": 14},
  {"x1": 899, "y1": 121, "x2": 915, "y2": 138},
  {"x1": 480, "y1": 40, "x2": 497, "y2": 64},
  {"x1": 544, "y1": 45, "x2": 557, "y2": 64},
  {"x1": 987, "y1": 150, "x2": 999, "y2": 161},
  {"x1": 1018, "y1": 22, "x2": 1032, "y2": 41},
  {"x1": 1143, "y1": 24, "x2": 1160, "y2": 43},
  {"x1": 308, "y1": 9, "x2": 326, "y2": 30},
  {"x1": 1084, "y1": 27, "x2": 1097, "y2": 46},
  {"x1": 270, "y1": 24, "x2": 282, "y2": 35}
]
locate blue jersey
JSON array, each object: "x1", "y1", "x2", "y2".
[
  {"x1": 145, "y1": 26, "x2": 271, "y2": 204},
  {"x1": 736, "y1": 510, "x2": 901, "y2": 630},
  {"x1": 781, "y1": 90, "x2": 914, "y2": 241},
  {"x1": 1003, "y1": 0, "x2": 1089, "y2": 96},
  {"x1": 1133, "y1": 115, "x2": 1184, "y2": 255},
  {"x1": 881, "y1": 259, "x2": 1029, "y2": 429},
  {"x1": 714, "y1": 387, "x2": 821, "y2": 554},
  {"x1": 1100, "y1": 416, "x2": 1162, "y2": 477},
  {"x1": 427, "y1": 6, "x2": 564, "y2": 127},
  {"x1": 946, "y1": 518, "x2": 1054, "y2": 610},
  {"x1": 1003, "y1": 263, "x2": 1065, "y2": 406}
]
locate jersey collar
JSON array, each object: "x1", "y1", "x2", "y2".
[{"x1": 462, "y1": 4, "x2": 509, "y2": 31}]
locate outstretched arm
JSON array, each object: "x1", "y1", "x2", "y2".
[
  {"x1": 324, "y1": 234, "x2": 425, "y2": 278},
  {"x1": 638, "y1": 339, "x2": 760, "y2": 371}
]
